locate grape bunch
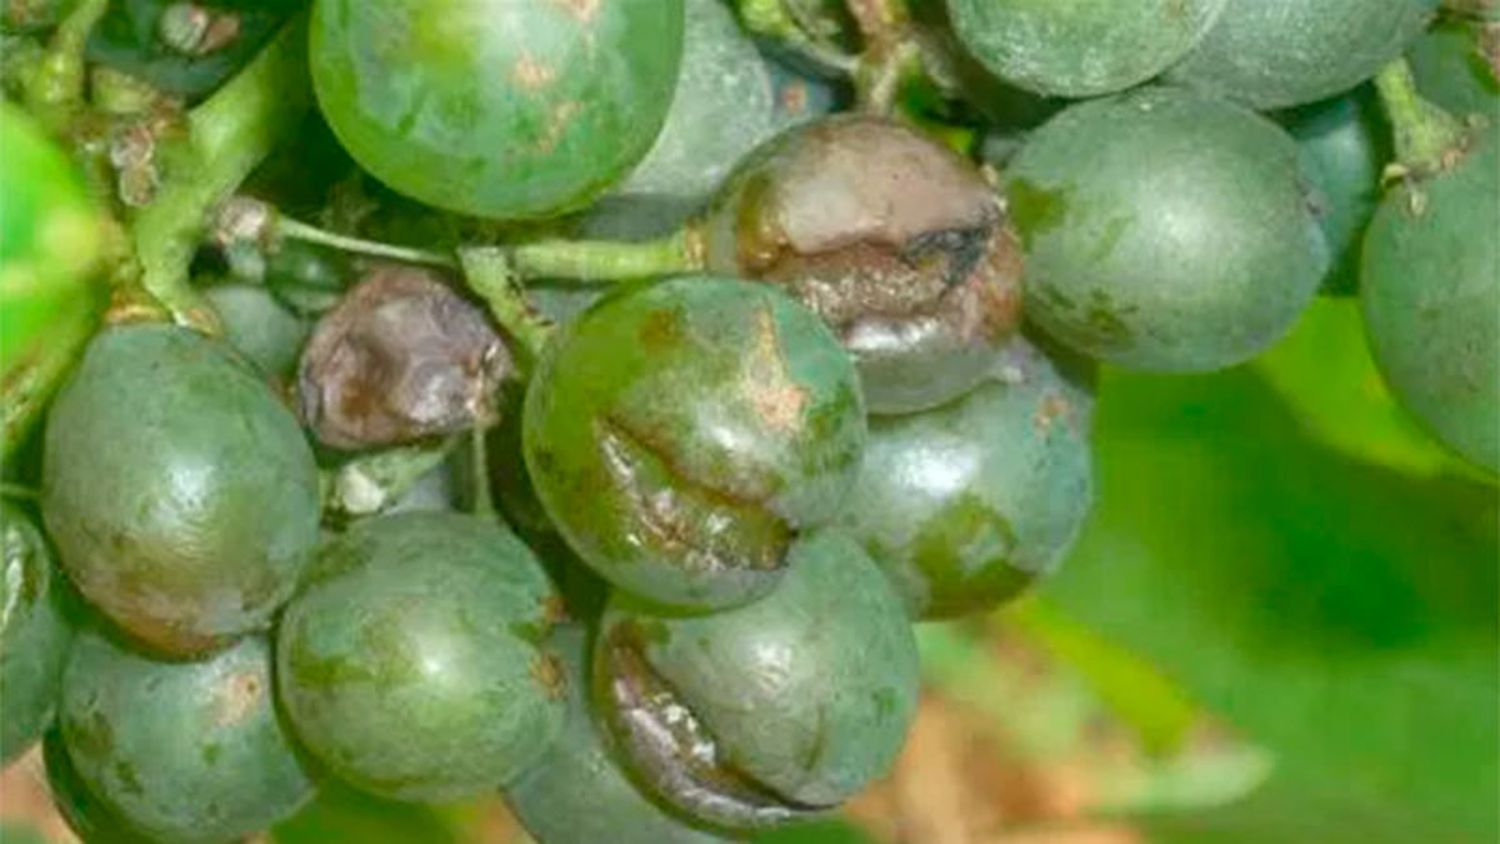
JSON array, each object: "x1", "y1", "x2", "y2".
[{"x1": 1, "y1": 0, "x2": 1495, "y2": 842}]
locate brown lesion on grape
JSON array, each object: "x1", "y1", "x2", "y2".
[
  {"x1": 595, "y1": 416, "x2": 791, "y2": 576},
  {"x1": 298, "y1": 264, "x2": 512, "y2": 451},
  {"x1": 598, "y1": 620, "x2": 829, "y2": 829},
  {"x1": 720, "y1": 116, "x2": 1024, "y2": 354}
]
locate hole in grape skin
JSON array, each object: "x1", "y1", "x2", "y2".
[{"x1": 599, "y1": 622, "x2": 831, "y2": 830}]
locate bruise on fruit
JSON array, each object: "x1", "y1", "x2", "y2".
[
  {"x1": 299, "y1": 265, "x2": 512, "y2": 450},
  {"x1": 720, "y1": 116, "x2": 1023, "y2": 352},
  {"x1": 596, "y1": 416, "x2": 791, "y2": 576},
  {"x1": 598, "y1": 620, "x2": 828, "y2": 829}
]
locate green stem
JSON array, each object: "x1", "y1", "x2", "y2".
[
  {"x1": 0, "y1": 483, "x2": 40, "y2": 501},
  {"x1": 457, "y1": 247, "x2": 556, "y2": 374},
  {"x1": 23, "y1": 0, "x2": 107, "y2": 130},
  {"x1": 130, "y1": 15, "x2": 312, "y2": 334},
  {"x1": 469, "y1": 424, "x2": 495, "y2": 518},
  {"x1": 1373, "y1": 59, "x2": 1471, "y2": 176},
  {"x1": 275, "y1": 215, "x2": 456, "y2": 269},
  {"x1": 505, "y1": 229, "x2": 702, "y2": 282}
]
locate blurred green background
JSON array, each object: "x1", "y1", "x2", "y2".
[{"x1": 3, "y1": 299, "x2": 1494, "y2": 843}]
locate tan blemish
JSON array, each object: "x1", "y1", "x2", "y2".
[
  {"x1": 531, "y1": 652, "x2": 566, "y2": 700},
  {"x1": 553, "y1": 0, "x2": 601, "y2": 23},
  {"x1": 742, "y1": 307, "x2": 809, "y2": 434},
  {"x1": 538, "y1": 100, "x2": 582, "y2": 154},
  {"x1": 1033, "y1": 391, "x2": 1074, "y2": 435},
  {"x1": 512, "y1": 53, "x2": 556, "y2": 90},
  {"x1": 214, "y1": 671, "x2": 264, "y2": 726}
]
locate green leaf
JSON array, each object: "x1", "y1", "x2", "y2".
[{"x1": 1042, "y1": 344, "x2": 1498, "y2": 842}]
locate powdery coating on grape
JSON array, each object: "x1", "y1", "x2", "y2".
[
  {"x1": 276, "y1": 511, "x2": 566, "y2": 802},
  {"x1": 506, "y1": 626, "x2": 732, "y2": 844},
  {"x1": 59, "y1": 631, "x2": 314, "y2": 844},
  {"x1": 523, "y1": 276, "x2": 867, "y2": 611},
  {"x1": 836, "y1": 337, "x2": 1095, "y2": 620},
  {"x1": 309, "y1": 0, "x2": 684, "y2": 219},
  {"x1": 1005, "y1": 86, "x2": 1327, "y2": 372},
  {"x1": 298, "y1": 265, "x2": 511, "y2": 450},
  {"x1": 1, "y1": 502, "x2": 74, "y2": 765},
  {"x1": 41, "y1": 324, "x2": 321, "y2": 656},
  {"x1": 946, "y1": 0, "x2": 1226, "y2": 98},
  {"x1": 594, "y1": 531, "x2": 920, "y2": 831},
  {"x1": 1166, "y1": 0, "x2": 1439, "y2": 111},
  {"x1": 1362, "y1": 129, "x2": 1500, "y2": 474},
  {"x1": 703, "y1": 115, "x2": 1023, "y2": 415}
]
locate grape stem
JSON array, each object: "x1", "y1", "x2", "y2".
[
  {"x1": 23, "y1": 0, "x2": 107, "y2": 130},
  {"x1": 1373, "y1": 59, "x2": 1471, "y2": 178},
  {"x1": 469, "y1": 424, "x2": 496, "y2": 519},
  {"x1": 130, "y1": 15, "x2": 312, "y2": 334},
  {"x1": 249, "y1": 205, "x2": 710, "y2": 369}
]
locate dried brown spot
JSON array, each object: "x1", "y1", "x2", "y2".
[
  {"x1": 711, "y1": 115, "x2": 1023, "y2": 347},
  {"x1": 299, "y1": 265, "x2": 513, "y2": 450},
  {"x1": 215, "y1": 671, "x2": 264, "y2": 726}
]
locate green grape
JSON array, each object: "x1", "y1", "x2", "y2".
[
  {"x1": 1167, "y1": 0, "x2": 1439, "y2": 110},
  {"x1": 701, "y1": 115, "x2": 1023, "y2": 414},
  {"x1": 276, "y1": 511, "x2": 566, "y2": 802},
  {"x1": 1005, "y1": 86, "x2": 1327, "y2": 372},
  {"x1": 1, "y1": 501, "x2": 75, "y2": 764},
  {"x1": 1407, "y1": 19, "x2": 1500, "y2": 120},
  {"x1": 1363, "y1": 126, "x2": 1499, "y2": 474},
  {"x1": 42, "y1": 324, "x2": 320, "y2": 656},
  {"x1": 946, "y1": 0, "x2": 1226, "y2": 98},
  {"x1": 506, "y1": 626, "x2": 733, "y2": 844},
  {"x1": 523, "y1": 275, "x2": 866, "y2": 611},
  {"x1": 59, "y1": 629, "x2": 315, "y2": 843},
  {"x1": 1282, "y1": 88, "x2": 1391, "y2": 296},
  {"x1": 309, "y1": 0, "x2": 684, "y2": 220},
  {"x1": 577, "y1": 0, "x2": 777, "y2": 240},
  {"x1": 202, "y1": 282, "x2": 310, "y2": 380},
  {"x1": 594, "y1": 531, "x2": 919, "y2": 832},
  {"x1": 837, "y1": 337, "x2": 1095, "y2": 620},
  {"x1": 44, "y1": 728, "x2": 155, "y2": 844}
]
